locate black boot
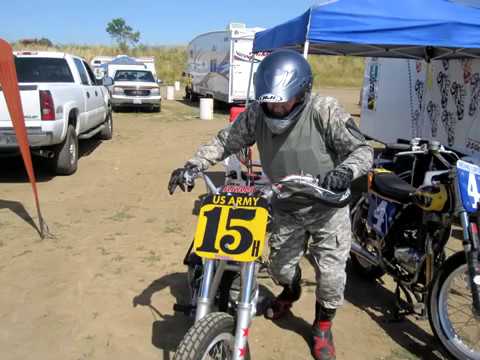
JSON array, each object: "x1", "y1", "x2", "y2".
[
  {"x1": 265, "y1": 267, "x2": 302, "y2": 320},
  {"x1": 311, "y1": 303, "x2": 336, "y2": 360}
]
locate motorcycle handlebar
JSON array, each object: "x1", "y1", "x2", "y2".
[
  {"x1": 191, "y1": 172, "x2": 352, "y2": 208},
  {"x1": 274, "y1": 174, "x2": 352, "y2": 208}
]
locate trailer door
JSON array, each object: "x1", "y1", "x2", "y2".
[{"x1": 230, "y1": 38, "x2": 257, "y2": 103}]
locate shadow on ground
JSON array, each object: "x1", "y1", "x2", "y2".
[
  {"x1": 133, "y1": 272, "x2": 193, "y2": 360},
  {"x1": 343, "y1": 263, "x2": 447, "y2": 359},
  {"x1": 266, "y1": 262, "x2": 448, "y2": 359},
  {"x1": 0, "y1": 138, "x2": 103, "y2": 183},
  {"x1": 176, "y1": 98, "x2": 232, "y2": 116},
  {"x1": 0, "y1": 198, "x2": 42, "y2": 236}
]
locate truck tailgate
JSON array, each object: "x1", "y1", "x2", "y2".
[{"x1": 0, "y1": 85, "x2": 41, "y2": 127}]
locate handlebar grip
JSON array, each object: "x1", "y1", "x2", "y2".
[
  {"x1": 317, "y1": 189, "x2": 352, "y2": 208},
  {"x1": 385, "y1": 143, "x2": 411, "y2": 151}
]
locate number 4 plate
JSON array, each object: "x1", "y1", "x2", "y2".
[
  {"x1": 457, "y1": 160, "x2": 480, "y2": 213},
  {"x1": 193, "y1": 194, "x2": 269, "y2": 262}
]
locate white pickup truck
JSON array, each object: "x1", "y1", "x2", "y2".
[{"x1": 0, "y1": 51, "x2": 113, "y2": 175}]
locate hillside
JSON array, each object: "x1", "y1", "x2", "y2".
[{"x1": 12, "y1": 43, "x2": 364, "y2": 87}]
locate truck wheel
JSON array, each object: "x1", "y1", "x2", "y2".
[
  {"x1": 51, "y1": 124, "x2": 78, "y2": 175},
  {"x1": 188, "y1": 91, "x2": 199, "y2": 103},
  {"x1": 98, "y1": 109, "x2": 113, "y2": 140},
  {"x1": 153, "y1": 103, "x2": 161, "y2": 112}
]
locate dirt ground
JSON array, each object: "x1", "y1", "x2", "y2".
[{"x1": 0, "y1": 88, "x2": 450, "y2": 360}]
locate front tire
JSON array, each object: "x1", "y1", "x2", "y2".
[
  {"x1": 428, "y1": 251, "x2": 480, "y2": 360},
  {"x1": 98, "y1": 109, "x2": 113, "y2": 140},
  {"x1": 153, "y1": 103, "x2": 161, "y2": 112},
  {"x1": 51, "y1": 124, "x2": 78, "y2": 175},
  {"x1": 174, "y1": 312, "x2": 250, "y2": 360}
]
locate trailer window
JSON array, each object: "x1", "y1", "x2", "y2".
[
  {"x1": 114, "y1": 70, "x2": 155, "y2": 82},
  {"x1": 14, "y1": 57, "x2": 74, "y2": 83},
  {"x1": 210, "y1": 59, "x2": 217, "y2": 72}
]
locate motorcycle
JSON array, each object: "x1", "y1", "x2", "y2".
[
  {"x1": 350, "y1": 138, "x2": 480, "y2": 359},
  {"x1": 172, "y1": 170, "x2": 350, "y2": 360}
]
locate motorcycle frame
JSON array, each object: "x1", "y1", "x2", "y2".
[
  {"x1": 192, "y1": 172, "x2": 261, "y2": 360},
  {"x1": 451, "y1": 167, "x2": 480, "y2": 314},
  {"x1": 195, "y1": 258, "x2": 259, "y2": 360}
]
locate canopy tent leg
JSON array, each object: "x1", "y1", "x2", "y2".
[
  {"x1": 303, "y1": 40, "x2": 310, "y2": 59},
  {"x1": 245, "y1": 56, "x2": 255, "y2": 107}
]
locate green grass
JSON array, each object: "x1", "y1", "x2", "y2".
[
  {"x1": 163, "y1": 219, "x2": 183, "y2": 234},
  {"x1": 106, "y1": 208, "x2": 134, "y2": 222},
  {"x1": 11, "y1": 43, "x2": 363, "y2": 87},
  {"x1": 142, "y1": 250, "x2": 162, "y2": 266}
]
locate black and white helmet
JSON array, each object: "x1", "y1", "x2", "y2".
[{"x1": 255, "y1": 49, "x2": 313, "y2": 103}]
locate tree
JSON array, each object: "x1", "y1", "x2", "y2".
[
  {"x1": 106, "y1": 18, "x2": 140, "y2": 51},
  {"x1": 19, "y1": 38, "x2": 53, "y2": 47}
]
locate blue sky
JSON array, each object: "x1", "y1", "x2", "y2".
[{"x1": 0, "y1": 0, "x2": 318, "y2": 46}]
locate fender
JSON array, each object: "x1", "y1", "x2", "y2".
[{"x1": 62, "y1": 100, "x2": 81, "y2": 138}]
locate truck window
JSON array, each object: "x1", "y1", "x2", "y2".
[
  {"x1": 113, "y1": 70, "x2": 155, "y2": 82},
  {"x1": 73, "y1": 58, "x2": 90, "y2": 85},
  {"x1": 82, "y1": 60, "x2": 98, "y2": 84},
  {"x1": 14, "y1": 57, "x2": 74, "y2": 83}
]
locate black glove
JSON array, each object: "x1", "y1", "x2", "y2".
[
  {"x1": 321, "y1": 166, "x2": 353, "y2": 192},
  {"x1": 168, "y1": 164, "x2": 199, "y2": 195}
]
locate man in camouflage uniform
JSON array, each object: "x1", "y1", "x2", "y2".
[{"x1": 168, "y1": 50, "x2": 373, "y2": 360}]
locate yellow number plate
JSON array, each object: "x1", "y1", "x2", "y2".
[{"x1": 193, "y1": 194, "x2": 269, "y2": 262}]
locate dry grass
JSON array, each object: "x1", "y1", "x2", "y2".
[
  {"x1": 11, "y1": 43, "x2": 363, "y2": 87},
  {"x1": 310, "y1": 55, "x2": 365, "y2": 88}
]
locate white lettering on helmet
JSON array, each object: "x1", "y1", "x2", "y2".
[{"x1": 258, "y1": 94, "x2": 285, "y2": 102}]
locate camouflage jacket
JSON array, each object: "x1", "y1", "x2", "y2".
[{"x1": 187, "y1": 94, "x2": 373, "y2": 180}]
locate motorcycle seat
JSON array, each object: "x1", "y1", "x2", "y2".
[{"x1": 373, "y1": 173, "x2": 416, "y2": 203}]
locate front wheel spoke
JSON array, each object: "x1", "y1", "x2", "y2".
[
  {"x1": 449, "y1": 305, "x2": 473, "y2": 318},
  {"x1": 456, "y1": 316, "x2": 478, "y2": 333},
  {"x1": 450, "y1": 289, "x2": 473, "y2": 302}
]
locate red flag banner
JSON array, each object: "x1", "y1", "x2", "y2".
[{"x1": 0, "y1": 39, "x2": 48, "y2": 238}]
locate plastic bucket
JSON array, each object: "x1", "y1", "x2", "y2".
[
  {"x1": 174, "y1": 81, "x2": 181, "y2": 91},
  {"x1": 166, "y1": 86, "x2": 175, "y2": 100},
  {"x1": 200, "y1": 98, "x2": 214, "y2": 120},
  {"x1": 229, "y1": 106, "x2": 245, "y2": 123}
]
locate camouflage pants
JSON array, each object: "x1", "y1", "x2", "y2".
[{"x1": 268, "y1": 205, "x2": 352, "y2": 309}]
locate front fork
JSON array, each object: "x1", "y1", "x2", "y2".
[
  {"x1": 459, "y1": 210, "x2": 480, "y2": 315},
  {"x1": 195, "y1": 259, "x2": 258, "y2": 360},
  {"x1": 232, "y1": 262, "x2": 257, "y2": 360}
]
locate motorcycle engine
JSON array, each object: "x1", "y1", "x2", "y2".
[{"x1": 390, "y1": 207, "x2": 425, "y2": 274}]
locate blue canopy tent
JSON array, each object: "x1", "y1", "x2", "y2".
[{"x1": 252, "y1": 0, "x2": 480, "y2": 60}]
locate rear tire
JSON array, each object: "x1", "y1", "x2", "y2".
[
  {"x1": 350, "y1": 195, "x2": 385, "y2": 279},
  {"x1": 51, "y1": 124, "x2": 78, "y2": 175},
  {"x1": 174, "y1": 312, "x2": 250, "y2": 360}
]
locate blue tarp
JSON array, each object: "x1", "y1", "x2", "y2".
[{"x1": 253, "y1": 0, "x2": 480, "y2": 59}]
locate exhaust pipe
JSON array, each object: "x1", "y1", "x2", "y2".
[
  {"x1": 351, "y1": 242, "x2": 380, "y2": 267},
  {"x1": 33, "y1": 149, "x2": 55, "y2": 159}
]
